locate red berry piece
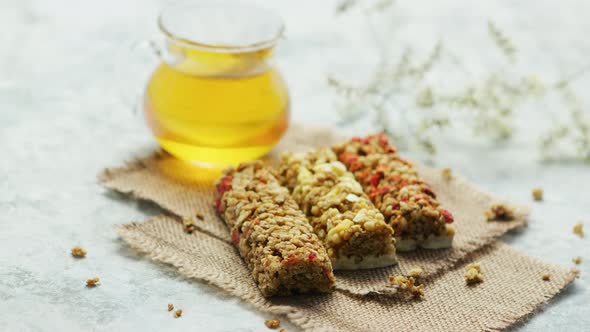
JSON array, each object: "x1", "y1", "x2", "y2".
[{"x1": 441, "y1": 209, "x2": 454, "y2": 223}]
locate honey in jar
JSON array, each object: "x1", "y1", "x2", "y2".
[{"x1": 143, "y1": 3, "x2": 289, "y2": 167}]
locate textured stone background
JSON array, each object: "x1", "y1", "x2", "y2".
[{"x1": 0, "y1": 0, "x2": 588, "y2": 331}]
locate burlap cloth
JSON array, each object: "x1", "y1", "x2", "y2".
[{"x1": 101, "y1": 125, "x2": 577, "y2": 331}]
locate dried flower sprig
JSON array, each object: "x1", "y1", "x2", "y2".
[
  {"x1": 329, "y1": 3, "x2": 590, "y2": 163},
  {"x1": 329, "y1": 41, "x2": 444, "y2": 153},
  {"x1": 487, "y1": 21, "x2": 517, "y2": 63},
  {"x1": 335, "y1": 0, "x2": 358, "y2": 14},
  {"x1": 408, "y1": 42, "x2": 442, "y2": 80},
  {"x1": 335, "y1": 0, "x2": 395, "y2": 14},
  {"x1": 541, "y1": 86, "x2": 590, "y2": 162},
  {"x1": 431, "y1": 74, "x2": 545, "y2": 141}
]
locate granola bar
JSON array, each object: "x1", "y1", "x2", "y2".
[
  {"x1": 333, "y1": 133, "x2": 455, "y2": 251},
  {"x1": 278, "y1": 148, "x2": 397, "y2": 270},
  {"x1": 214, "y1": 161, "x2": 335, "y2": 297}
]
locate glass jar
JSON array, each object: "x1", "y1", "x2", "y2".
[{"x1": 143, "y1": 2, "x2": 289, "y2": 167}]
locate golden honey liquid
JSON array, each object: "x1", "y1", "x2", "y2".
[{"x1": 144, "y1": 45, "x2": 289, "y2": 167}]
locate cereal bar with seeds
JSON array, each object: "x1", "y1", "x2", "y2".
[
  {"x1": 214, "y1": 161, "x2": 335, "y2": 297},
  {"x1": 333, "y1": 133, "x2": 455, "y2": 251},
  {"x1": 278, "y1": 148, "x2": 397, "y2": 270}
]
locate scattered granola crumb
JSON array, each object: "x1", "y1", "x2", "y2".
[
  {"x1": 573, "y1": 256, "x2": 582, "y2": 265},
  {"x1": 485, "y1": 203, "x2": 515, "y2": 221},
  {"x1": 174, "y1": 309, "x2": 182, "y2": 318},
  {"x1": 441, "y1": 168, "x2": 453, "y2": 181},
  {"x1": 86, "y1": 277, "x2": 100, "y2": 287},
  {"x1": 389, "y1": 275, "x2": 425, "y2": 298},
  {"x1": 195, "y1": 213, "x2": 204, "y2": 220},
  {"x1": 265, "y1": 319, "x2": 281, "y2": 329},
  {"x1": 542, "y1": 273, "x2": 551, "y2": 281},
  {"x1": 279, "y1": 329, "x2": 286, "y2": 332},
  {"x1": 167, "y1": 303, "x2": 174, "y2": 311},
  {"x1": 71, "y1": 246, "x2": 87, "y2": 258},
  {"x1": 573, "y1": 223, "x2": 584, "y2": 238},
  {"x1": 183, "y1": 218, "x2": 196, "y2": 234},
  {"x1": 408, "y1": 267, "x2": 423, "y2": 278},
  {"x1": 532, "y1": 187, "x2": 543, "y2": 201},
  {"x1": 464, "y1": 263, "x2": 483, "y2": 284}
]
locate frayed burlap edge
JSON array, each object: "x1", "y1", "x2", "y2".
[
  {"x1": 99, "y1": 147, "x2": 530, "y2": 296},
  {"x1": 114, "y1": 215, "x2": 577, "y2": 332}
]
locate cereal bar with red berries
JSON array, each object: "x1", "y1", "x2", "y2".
[
  {"x1": 278, "y1": 148, "x2": 397, "y2": 270},
  {"x1": 333, "y1": 134, "x2": 455, "y2": 251},
  {"x1": 214, "y1": 161, "x2": 335, "y2": 297}
]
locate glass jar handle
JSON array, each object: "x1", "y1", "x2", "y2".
[
  {"x1": 148, "y1": 39, "x2": 185, "y2": 66},
  {"x1": 115, "y1": 37, "x2": 183, "y2": 116}
]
